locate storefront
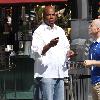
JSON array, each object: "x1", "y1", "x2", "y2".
[
  {"x1": 0, "y1": 0, "x2": 71, "y2": 99},
  {"x1": 0, "y1": 0, "x2": 69, "y2": 53}
]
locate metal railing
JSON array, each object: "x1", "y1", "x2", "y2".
[{"x1": 64, "y1": 61, "x2": 91, "y2": 100}]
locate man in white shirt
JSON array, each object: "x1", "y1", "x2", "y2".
[{"x1": 31, "y1": 5, "x2": 73, "y2": 100}]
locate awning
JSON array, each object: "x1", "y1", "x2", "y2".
[{"x1": 0, "y1": 0, "x2": 67, "y2": 4}]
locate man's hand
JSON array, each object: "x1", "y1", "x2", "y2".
[
  {"x1": 83, "y1": 60, "x2": 94, "y2": 68},
  {"x1": 66, "y1": 50, "x2": 75, "y2": 57},
  {"x1": 49, "y1": 37, "x2": 59, "y2": 47}
]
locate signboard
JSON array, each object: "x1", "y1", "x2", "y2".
[{"x1": 0, "y1": 0, "x2": 67, "y2": 4}]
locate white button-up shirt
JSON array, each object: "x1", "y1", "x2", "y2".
[{"x1": 31, "y1": 23, "x2": 70, "y2": 78}]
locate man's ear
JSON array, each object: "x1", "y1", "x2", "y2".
[
  {"x1": 97, "y1": 28, "x2": 100, "y2": 32},
  {"x1": 55, "y1": 12, "x2": 58, "y2": 16}
]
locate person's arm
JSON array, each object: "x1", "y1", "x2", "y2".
[
  {"x1": 83, "y1": 60, "x2": 100, "y2": 68},
  {"x1": 41, "y1": 37, "x2": 59, "y2": 55},
  {"x1": 41, "y1": 43, "x2": 51, "y2": 55},
  {"x1": 31, "y1": 32, "x2": 45, "y2": 60}
]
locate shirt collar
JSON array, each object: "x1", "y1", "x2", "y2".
[
  {"x1": 96, "y1": 37, "x2": 100, "y2": 43},
  {"x1": 93, "y1": 37, "x2": 100, "y2": 43},
  {"x1": 42, "y1": 22, "x2": 57, "y2": 30}
]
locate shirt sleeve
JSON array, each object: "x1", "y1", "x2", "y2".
[
  {"x1": 31, "y1": 32, "x2": 44, "y2": 60},
  {"x1": 61, "y1": 29, "x2": 70, "y2": 55}
]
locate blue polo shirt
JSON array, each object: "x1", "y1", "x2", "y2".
[{"x1": 89, "y1": 40, "x2": 100, "y2": 85}]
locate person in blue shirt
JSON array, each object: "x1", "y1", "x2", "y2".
[{"x1": 83, "y1": 19, "x2": 100, "y2": 100}]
